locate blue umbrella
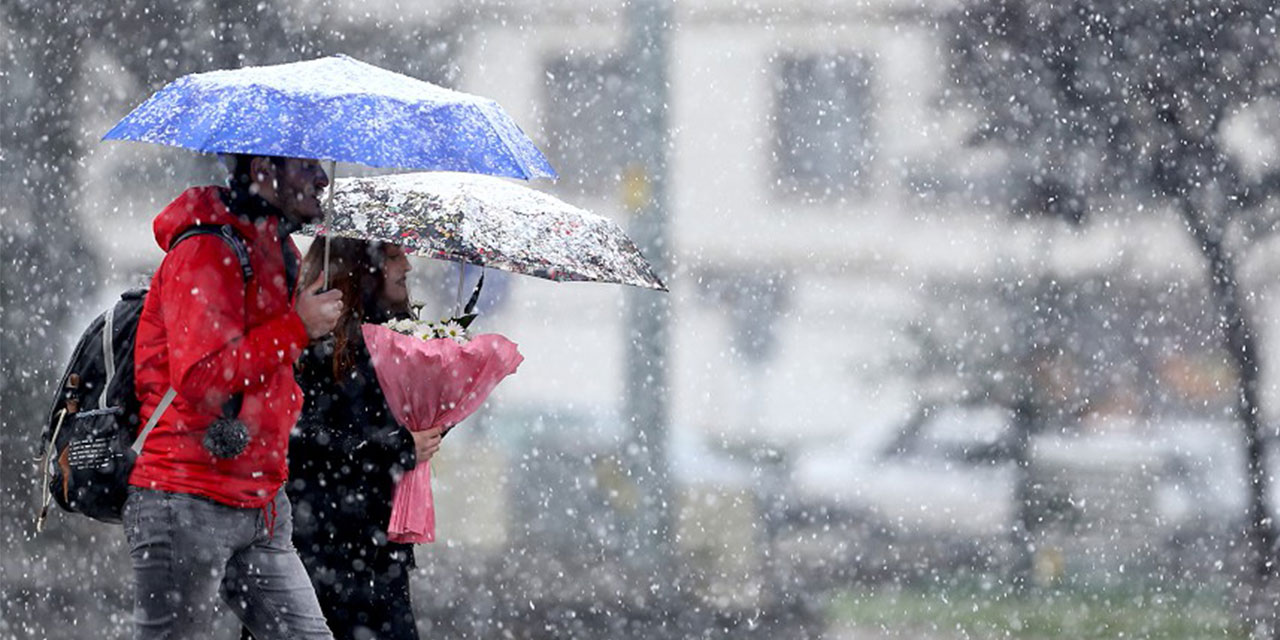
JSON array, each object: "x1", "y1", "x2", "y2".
[{"x1": 102, "y1": 54, "x2": 556, "y2": 180}]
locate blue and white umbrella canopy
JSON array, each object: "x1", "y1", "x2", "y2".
[
  {"x1": 301, "y1": 172, "x2": 666, "y2": 291},
  {"x1": 103, "y1": 54, "x2": 556, "y2": 180}
]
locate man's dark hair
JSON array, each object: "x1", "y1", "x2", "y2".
[
  {"x1": 228, "y1": 154, "x2": 287, "y2": 192},
  {"x1": 225, "y1": 155, "x2": 291, "y2": 221}
]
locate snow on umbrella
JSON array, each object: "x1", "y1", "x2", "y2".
[
  {"x1": 301, "y1": 171, "x2": 668, "y2": 291},
  {"x1": 102, "y1": 54, "x2": 556, "y2": 180}
]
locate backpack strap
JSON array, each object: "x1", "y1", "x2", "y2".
[
  {"x1": 172, "y1": 224, "x2": 253, "y2": 283},
  {"x1": 100, "y1": 302, "x2": 117, "y2": 411},
  {"x1": 36, "y1": 408, "x2": 71, "y2": 532},
  {"x1": 131, "y1": 387, "x2": 177, "y2": 454}
]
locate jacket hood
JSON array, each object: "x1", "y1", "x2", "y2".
[{"x1": 154, "y1": 186, "x2": 279, "y2": 252}]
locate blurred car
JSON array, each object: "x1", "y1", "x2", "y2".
[{"x1": 790, "y1": 403, "x2": 1258, "y2": 585}]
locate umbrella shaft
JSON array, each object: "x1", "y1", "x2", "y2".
[
  {"x1": 323, "y1": 161, "x2": 337, "y2": 289},
  {"x1": 456, "y1": 264, "x2": 465, "y2": 314}
]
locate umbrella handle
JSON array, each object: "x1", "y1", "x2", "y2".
[
  {"x1": 323, "y1": 160, "x2": 336, "y2": 289},
  {"x1": 323, "y1": 236, "x2": 331, "y2": 290}
]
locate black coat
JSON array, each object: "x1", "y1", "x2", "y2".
[{"x1": 288, "y1": 335, "x2": 418, "y2": 570}]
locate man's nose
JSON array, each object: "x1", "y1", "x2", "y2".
[{"x1": 316, "y1": 167, "x2": 330, "y2": 190}]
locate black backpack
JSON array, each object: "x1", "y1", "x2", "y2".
[{"x1": 36, "y1": 224, "x2": 253, "y2": 529}]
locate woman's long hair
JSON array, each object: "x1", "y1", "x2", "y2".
[{"x1": 300, "y1": 237, "x2": 410, "y2": 378}]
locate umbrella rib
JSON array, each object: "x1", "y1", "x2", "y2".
[{"x1": 475, "y1": 103, "x2": 539, "y2": 181}]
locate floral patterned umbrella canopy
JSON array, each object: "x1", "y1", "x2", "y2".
[{"x1": 301, "y1": 172, "x2": 666, "y2": 291}]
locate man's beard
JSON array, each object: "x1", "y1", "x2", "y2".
[{"x1": 281, "y1": 188, "x2": 323, "y2": 225}]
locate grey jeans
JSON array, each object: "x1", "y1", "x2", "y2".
[{"x1": 123, "y1": 486, "x2": 333, "y2": 640}]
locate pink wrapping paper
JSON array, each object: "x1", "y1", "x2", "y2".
[{"x1": 362, "y1": 323, "x2": 523, "y2": 543}]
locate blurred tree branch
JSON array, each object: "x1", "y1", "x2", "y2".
[{"x1": 948, "y1": 0, "x2": 1280, "y2": 631}]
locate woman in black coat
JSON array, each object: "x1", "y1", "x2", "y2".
[{"x1": 287, "y1": 238, "x2": 443, "y2": 640}]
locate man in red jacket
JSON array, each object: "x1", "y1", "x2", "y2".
[{"x1": 126, "y1": 154, "x2": 343, "y2": 639}]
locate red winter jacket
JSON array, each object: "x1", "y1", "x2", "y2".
[{"x1": 130, "y1": 186, "x2": 310, "y2": 508}]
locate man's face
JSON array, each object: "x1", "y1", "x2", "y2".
[
  {"x1": 379, "y1": 244, "x2": 413, "y2": 308},
  {"x1": 257, "y1": 157, "x2": 329, "y2": 225}
]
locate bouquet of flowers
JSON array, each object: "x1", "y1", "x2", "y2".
[
  {"x1": 383, "y1": 316, "x2": 471, "y2": 344},
  {"x1": 362, "y1": 305, "x2": 522, "y2": 543}
]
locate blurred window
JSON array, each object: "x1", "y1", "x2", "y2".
[
  {"x1": 772, "y1": 52, "x2": 876, "y2": 201},
  {"x1": 543, "y1": 52, "x2": 629, "y2": 196}
]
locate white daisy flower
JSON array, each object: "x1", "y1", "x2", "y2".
[{"x1": 439, "y1": 321, "x2": 468, "y2": 344}]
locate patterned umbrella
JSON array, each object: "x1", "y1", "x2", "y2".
[{"x1": 300, "y1": 172, "x2": 667, "y2": 291}]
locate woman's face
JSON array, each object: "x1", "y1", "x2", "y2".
[{"x1": 379, "y1": 244, "x2": 413, "y2": 308}]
